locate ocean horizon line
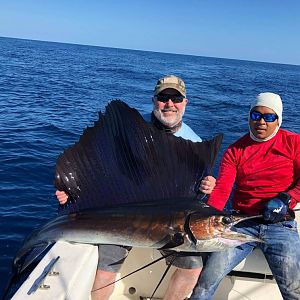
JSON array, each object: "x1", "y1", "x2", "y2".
[{"x1": 1, "y1": 35, "x2": 299, "y2": 68}]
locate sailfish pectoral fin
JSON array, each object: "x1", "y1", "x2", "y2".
[{"x1": 152, "y1": 232, "x2": 185, "y2": 250}]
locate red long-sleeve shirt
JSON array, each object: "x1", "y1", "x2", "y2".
[{"x1": 208, "y1": 129, "x2": 300, "y2": 215}]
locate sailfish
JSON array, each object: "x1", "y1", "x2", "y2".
[{"x1": 9, "y1": 100, "x2": 263, "y2": 285}]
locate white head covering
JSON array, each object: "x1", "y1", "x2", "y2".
[{"x1": 249, "y1": 92, "x2": 282, "y2": 142}]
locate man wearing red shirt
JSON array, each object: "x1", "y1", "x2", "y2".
[{"x1": 190, "y1": 92, "x2": 300, "y2": 300}]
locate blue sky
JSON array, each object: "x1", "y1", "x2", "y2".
[{"x1": 1, "y1": 0, "x2": 300, "y2": 65}]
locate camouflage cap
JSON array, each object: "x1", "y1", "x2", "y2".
[{"x1": 153, "y1": 75, "x2": 186, "y2": 97}]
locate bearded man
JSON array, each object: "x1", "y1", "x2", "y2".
[{"x1": 56, "y1": 75, "x2": 215, "y2": 300}]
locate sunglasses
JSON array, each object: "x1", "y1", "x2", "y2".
[
  {"x1": 156, "y1": 94, "x2": 185, "y2": 103},
  {"x1": 250, "y1": 111, "x2": 278, "y2": 122}
]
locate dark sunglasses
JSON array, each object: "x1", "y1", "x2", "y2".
[
  {"x1": 250, "y1": 111, "x2": 278, "y2": 122},
  {"x1": 156, "y1": 94, "x2": 185, "y2": 103}
]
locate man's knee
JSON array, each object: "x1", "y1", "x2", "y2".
[
  {"x1": 94, "y1": 269, "x2": 117, "y2": 283},
  {"x1": 173, "y1": 267, "x2": 202, "y2": 283},
  {"x1": 177, "y1": 267, "x2": 202, "y2": 276},
  {"x1": 92, "y1": 269, "x2": 117, "y2": 300}
]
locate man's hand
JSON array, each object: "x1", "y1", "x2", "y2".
[
  {"x1": 263, "y1": 193, "x2": 291, "y2": 222},
  {"x1": 55, "y1": 190, "x2": 69, "y2": 205},
  {"x1": 199, "y1": 176, "x2": 216, "y2": 194}
]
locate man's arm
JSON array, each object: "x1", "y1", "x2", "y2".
[
  {"x1": 207, "y1": 148, "x2": 237, "y2": 211},
  {"x1": 287, "y1": 180, "x2": 300, "y2": 208},
  {"x1": 286, "y1": 142, "x2": 300, "y2": 208}
]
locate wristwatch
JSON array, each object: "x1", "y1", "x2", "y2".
[{"x1": 278, "y1": 192, "x2": 291, "y2": 205}]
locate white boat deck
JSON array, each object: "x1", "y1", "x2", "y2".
[{"x1": 11, "y1": 244, "x2": 283, "y2": 300}]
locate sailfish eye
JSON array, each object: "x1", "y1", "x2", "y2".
[{"x1": 222, "y1": 216, "x2": 232, "y2": 225}]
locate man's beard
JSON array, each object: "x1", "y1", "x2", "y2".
[{"x1": 153, "y1": 107, "x2": 185, "y2": 128}]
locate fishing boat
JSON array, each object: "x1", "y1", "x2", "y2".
[
  {"x1": 10, "y1": 206, "x2": 299, "y2": 300},
  {"x1": 9, "y1": 100, "x2": 299, "y2": 300}
]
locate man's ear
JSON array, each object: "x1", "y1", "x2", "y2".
[{"x1": 185, "y1": 98, "x2": 188, "y2": 105}]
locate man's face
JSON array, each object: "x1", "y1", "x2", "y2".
[
  {"x1": 249, "y1": 106, "x2": 279, "y2": 139},
  {"x1": 153, "y1": 88, "x2": 188, "y2": 128}
]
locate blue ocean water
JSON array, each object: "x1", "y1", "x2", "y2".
[{"x1": 0, "y1": 36, "x2": 300, "y2": 294}]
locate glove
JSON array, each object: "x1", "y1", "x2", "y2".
[{"x1": 263, "y1": 192, "x2": 291, "y2": 223}]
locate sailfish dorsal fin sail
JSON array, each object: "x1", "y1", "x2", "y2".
[{"x1": 55, "y1": 100, "x2": 223, "y2": 214}]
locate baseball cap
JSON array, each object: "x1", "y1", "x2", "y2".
[{"x1": 154, "y1": 75, "x2": 186, "y2": 97}]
